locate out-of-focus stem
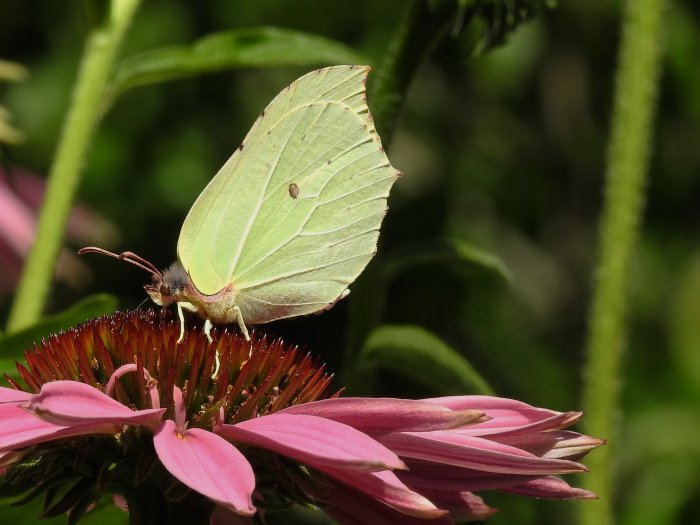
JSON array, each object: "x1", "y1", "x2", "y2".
[
  {"x1": 7, "y1": 0, "x2": 141, "y2": 332},
  {"x1": 580, "y1": 0, "x2": 666, "y2": 524}
]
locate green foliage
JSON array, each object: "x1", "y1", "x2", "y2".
[
  {"x1": 458, "y1": 0, "x2": 555, "y2": 56},
  {"x1": 359, "y1": 324, "x2": 494, "y2": 394},
  {"x1": 384, "y1": 238, "x2": 512, "y2": 282},
  {"x1": 108, "y1": 27, "x2": 366, "y2": 103}
]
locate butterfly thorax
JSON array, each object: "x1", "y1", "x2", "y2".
[{"x1": 145, "y1": 261, "x2": 239, "y2": 324}]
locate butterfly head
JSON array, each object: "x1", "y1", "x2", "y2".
[
  {"x1": 78, "y1": 246, "x2": 192, "y2": 309},
  {"x1": 145, "y1": 262, "x2": 193, "y2": 308}
]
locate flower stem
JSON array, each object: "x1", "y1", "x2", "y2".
[
  {"x1": 6, "y1": 0, "x2": 141, "y2": 332},
  {"x1": 343, "y1": 0, "x2": 464, "y2": 392},
  {"x1": 580, "y1": 0, "x2": 666, "y2": 524},
  {"x1": 369, "y1": 0, "x2": 463, "y2": 144}
]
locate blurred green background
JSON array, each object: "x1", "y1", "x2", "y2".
[{"x1": 1, "y1": 1, "x2": 699, "y2": 524}]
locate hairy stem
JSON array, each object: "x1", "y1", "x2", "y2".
[
  {"x1": 580, "y1": 0, "x2": 666, "y2": 523},
  {"x1": 6, "y1": 0, "x2": 141, "y2": 332}
]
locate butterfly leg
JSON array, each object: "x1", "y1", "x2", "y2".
[
  {"x1": 230, "y1": 305, "x2": 252, "y2": 360},
  {"x1": 204, "y1": 319, "x2": 222, "y2": 378},
  {"x1": 176, "y1": 303, "x2": 186, "y2": 344},
  {"x1": 203, "y1": 318, "x2": 214, "y2": 344},
  {"x1": 232, "y1": 305, "x2": 250, "y2": 341}
]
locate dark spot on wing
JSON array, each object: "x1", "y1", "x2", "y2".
[
  {"x1": 288, "y1": 183, "x2": 299, "y2": 199},
  {"x1": 238, "y1": 143, "x2": 244, "y2": 151}
]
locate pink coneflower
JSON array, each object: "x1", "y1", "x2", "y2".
[
  {"x1": 0, "y1": 166, "x2": 119, "y2": 293},
  {"x1": 0, "y1": 310, "x2": 603, "y2": 524}
]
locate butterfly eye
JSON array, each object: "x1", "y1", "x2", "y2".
[{"x1": 160, "y1": 283, "x2": 172, "y2": 296}]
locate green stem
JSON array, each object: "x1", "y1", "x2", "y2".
[
  {"x1": 580, "y1": 1, "x2": 666, "y2": 524},
  {"x1": 369, "y1": 0, "x2": 463, "y2": 143},
  {"x1": 343, "y1": 0, "x2": 464, "y2": 392},
  {"x1": 341, "y1": 0, "x2": 464, "y2": 388},
  {"x1": 6, "y1": 0, "x2": 141, "y2": 332}
]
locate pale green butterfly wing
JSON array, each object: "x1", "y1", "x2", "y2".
[{"x1": 177, "y1": 65, "x2": 399, "y2": 324}]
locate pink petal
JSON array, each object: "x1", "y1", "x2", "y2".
[
  {"x1": 0, "y1": 180, "x2": 35, "y2": 256},
  {"x1": 217, "y1": 413, "x2": 404, "y2": 471},
  {"x1": 426, "y1": 396, "x2": 562, "y2": 432},
  {"x1": 320, "y1": 480, "x2": 455, "y2": 525},
  {"x1": 493, "y1": 429, "x2": 605, "y2": 459},
  {"x1": 0, "y1": 387, "x2": 31, "y2": 403},
  {"x1": 503, "y1": 475, "x2": 598, "y2": 499},
  {"x1": 413, "y1": 489, "x2": 497, "y2": 521},
  {"x1": 462, "y1": 411, "x2": 583, "y2": 438},
  {"x1": 0, "y1": 450, "x2": 23, "y2": 468},
  {"x1": 398, "y1": 459, "x2": 539, "y2": 492},
  {"x1": 321, "y1": 467, "x2": 446, "y2": 519},
  {"x1": 0, "y1": 403, "x2": 118, "y2": 450},
  {"x1": 154, "y1": 420, "x2": 256, "y2": 516},
  {"x1": 27, "y1": 381, "x2": 164, "y2": 429},
  {"x1": 281, "y1": 397, "x2": 485, "y2": 432},
  {"x1": 377, "y1": 430, "x2": 587, "y2": 475}
]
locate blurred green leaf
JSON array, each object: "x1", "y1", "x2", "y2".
[
  {"x1": 108, "y1": 27, "x2": 366, "y2": 102},
  {"x1": 0, "y1": 497, "x2": 65, "y2": 524},
  {"x1": 458, "y1": 0, "x2": 553, "y2": 57},
  {"x1": 359, "y1": 324, "x2": 494, "y2": 395},
  {"x1": 0, "y1": 294, "x2": 118, "y2": 373},
  {"x1": 619, "y1": 405, "x2": 700, "y2": 525},
  {"x1": 384, "y1": 238, "x2": 512, "y2": 282},
  {"x1": 669, "y1": 252, "x2": 700, "y2": 396}
]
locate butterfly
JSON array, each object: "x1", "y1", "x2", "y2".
[{"x1": 81, "y1": 65, "x2": 400, "y2": 348}]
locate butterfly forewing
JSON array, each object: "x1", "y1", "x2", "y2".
[{"x1": 177, "y1": 65, "x2": 399, "y2": 324}]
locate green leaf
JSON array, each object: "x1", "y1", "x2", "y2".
[
  {"x1": 383, "y1": 238, "x2": 512, "y2": 282},
  {"x1": 358, "y1": 324, "x2": 494, "y2": 395},
  {"x1": 458, "y1": 0, "x2": 554, "y2": 57},
  {"x1": 108, "y1": 27, "x2": 366, "y2": 102},
  {"x1": 0, "y1": 294, "x2": 118, "y2": 374},
  {"x1": 669, "y1": 251, "x2": 700, "y2": 396}
]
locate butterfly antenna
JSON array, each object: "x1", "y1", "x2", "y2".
[
  {"x1": 135, "y1": 297, "x2": 151, "y2": 311},
  {"x1": 78, "y1": 247, "x2": 163, "y2": 279}
]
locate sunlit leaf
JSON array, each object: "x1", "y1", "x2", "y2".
[
  {"x1": 108, "y1": 27, "x2": 366, "y2": 102},
  {"x1": 383, "y1": 238, "x2": 512, "y2": 282},
  {"x1": 0, "y1": 294, "x2": 118, "y2": 373},
  {"x1": 358, "y1": 324, "x2": 494, "y2": 395}
]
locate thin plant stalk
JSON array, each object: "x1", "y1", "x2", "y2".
[
  {"x1": 343, "y1": 0, "x2": 464, "y2": 392},
  {"x1": 580, "y1": 0, "x2": 666, "y2": 524},
  {"x1": 6, "y1": 0, "x2": 142, "y2": 332}
]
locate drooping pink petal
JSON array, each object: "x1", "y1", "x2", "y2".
[
  {"x1": 377, "y1": 430, "x2": 587, "y2": 475},
  {"x1": 0, "y1": 403, "x2": 118, "y2": 450},
  {"x1": 425, "y1": 396, "x2": 562, "y2": 432},
  {"x1": 492, "y1": 428, "x2": 605, "y2": 460},
  {"x1": 217, "y1": 413, "x2": 404, "y2": 471},
  {"x1": 0, "y1": 450, "x2": 23, "y2": 468},
  {"x1": 319, "y1": 479, "x2": 456, "y2": 525},
  {"x1": 0, "y1": 387, "x2": 31, "y2": 403},
  {"x1": 281, "y1": 397, "x2": 485, "y2": 432},
  {"x1": 412, "y1": 489, "x2": 498, "y2": 522},
  {"x1": 26, "y1": 381, "x2": 164, "y2": 429},
  {"x1": 397, "y1": 459, "x2": 540, "y2": 492},
  {"x1": 503, "y1": 475, "x2": 598, "y2": 499},
  {"x1": 320, "y1": 467, "x2": 446, "y2": 519},
  {"x1": 154, "y1": 420, "x2": 256, "y2": 516}
]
